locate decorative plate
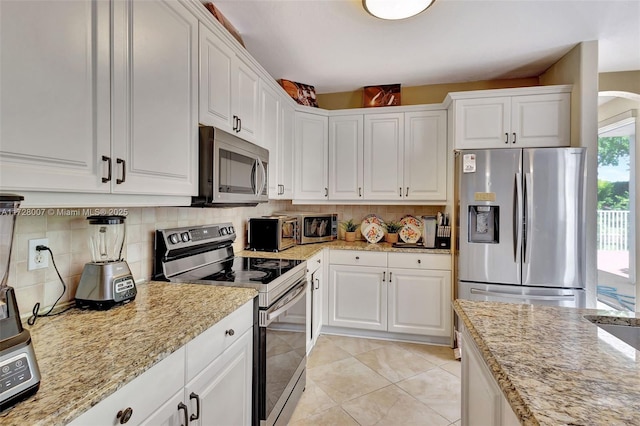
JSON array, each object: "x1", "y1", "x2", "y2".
[
  {"x1": 400, "y1": 215, "x2": 422, "y2": 232},
  {"x1": 362, "y1": 213, "x2": 385, "y2": 227},
  {"x1": 362, "y1": 223, "x2": 385, "y2": 244},
  {"x1": 399, "y1": 223, "x2": 421, "y2": 243},
  {"x1": 361, "y1": 214, "x2": 385, "y2": 239}
]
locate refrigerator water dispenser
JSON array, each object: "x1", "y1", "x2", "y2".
[{"x1": 468, "y1": 205, "x2": 499, "y2": 243}]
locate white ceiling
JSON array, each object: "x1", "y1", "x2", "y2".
[{"x1": 212, "y1": 0, "x2": 640, "y2": 94}]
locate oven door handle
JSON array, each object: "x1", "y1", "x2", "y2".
[{"x1": 265, "y1": 280, "x2": 308, "y2": 326}]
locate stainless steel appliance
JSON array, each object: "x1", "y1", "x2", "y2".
[
  {"x1": 154, "y1": 223, "x2": 307, "y2": 426},
  {"x1": 248, "y1": 215, "x2": 298, "y2": 252},
  {"x1": 0, "y1": 194, "x2": 40, "y2": 411},
  {"x1": 456, "y1": 148, "x2": 587, "y2": 307},
  {"x1": 274, "y1": 212, "x2": 337, "y2": 244},
  {"x1": 76, "y1": 215, "x2": 136, "y2": 310},
  {"x1": 193, "y1": 126, "x2": 268, "y2": 207}
]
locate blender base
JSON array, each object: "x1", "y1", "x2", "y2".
[{"x1": 75, "y1": 261, "x2": 137, "y2": 310}]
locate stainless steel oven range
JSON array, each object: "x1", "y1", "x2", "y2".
[{"x1": 154, "y1": 223, "x2": 307, "y2": 426}]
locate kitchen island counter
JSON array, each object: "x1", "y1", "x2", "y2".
[
  {"x1": 454, "y1": 299, "x2": 640, "y2": 425},
  {"x1": 0, "y1": 282, "x2": 257, "y2": 426},
  {"x1": 239, "y1": 239, "x2": 450, "y2": 260}
]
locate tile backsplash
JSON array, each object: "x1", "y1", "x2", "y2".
[{"x1": 7, "y1": 201, "x2": 443, "y2": 315}]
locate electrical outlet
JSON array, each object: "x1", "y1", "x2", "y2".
[{"x1": 28, "y1": 238, "x2": 49, "y2": 271}]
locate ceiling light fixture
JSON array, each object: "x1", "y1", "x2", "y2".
[{"x1": 362, "y1": 0, "x2": 435, "y2": 20}]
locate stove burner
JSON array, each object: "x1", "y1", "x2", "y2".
[
  {"x1": 254, "y1": 260, "x2": 292, "y2": 269},
  {"x1": 228, "y1": 270, "x2": 269, "y2": 281}
]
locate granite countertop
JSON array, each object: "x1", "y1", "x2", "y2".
[
  {"x1": 239, "y1": 240, "x2": 451, "y2": 260},
  {"x1": 453, "y1": 299, "x2": 640, "y2": 425},
  {"x1": 0, "y1": 282, "x2": 257, "y2": 426}
]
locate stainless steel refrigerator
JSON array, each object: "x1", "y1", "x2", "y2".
[{"x1": 456, "y1": 148, "x2": 587, "y2": 308}]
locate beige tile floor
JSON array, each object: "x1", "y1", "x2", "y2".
[{"x1": 290, "y1": 334, "x2": 462, "y2": 426}]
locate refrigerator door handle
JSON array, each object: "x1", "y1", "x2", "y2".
[
  {"x1": 515, "y1": 172, "x2": 523, "y2": 263},
  {"x1": 470, "y1": 288, "x2": 576, "y2": 302},
  {"x1": 523, "y1": 172, "x2": 533, "y2": 264}
]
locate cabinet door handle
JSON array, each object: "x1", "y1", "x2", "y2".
[
  {"x1": 512, "y1": 132, "x2": 517, "y2": 144},
  {"x1": 225, "y1": 328, "x2": 235, "y2": 336},
  {"x1": 389, "y1": 272, "x2": 393, "y2": 282},
  {"x1": 233, "y1": 115, "x2": 238, "y2": 131},
  {"x1": 116, "y1": 407, "x2": 133, "y2": 424},
  {"x1": 116, "y1": 158, "x2": 126, "y2": 184},
  {"x1": 505, "y1": 132, "x2": 509, "y2": 144},
  {"x1": 324, "y1": 187, "x2": 328, "y2": 197},
  {"x1": 399, "y1": 187, "x2": 402, "y2": 197},
  {"x1": 177, "y1": 402, "x2": 189, "y2": 426},
  {"x1": 359, "y1": 187, "x2": 362, "y2": 197},
  {"x1": 315, "y1": 277, "x2": 320, "y2": 290},
  {"x1": 382, "y1": 271, "x2": 386, "y2": 282},
  {"x1": 102, "y1": 155, "x2": 112, "y2": 183},
  {"x1": 189, "y1": 392, "x2": 201, "y2": 421},
  {"x1": 405, "y1": 187, "x2": 409, "y2": 197},
  {"x1": 238, "y1": 117, "x2": 242, "y2": 132}
]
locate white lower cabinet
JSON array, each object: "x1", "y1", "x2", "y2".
[
  {"x1": 70, "y1": 300, "x2": 254, "y2": 426},
  {"x1": 185, "y1": 329, "x2": 253, "y2": 426},
  {"x1": 461, "y1": 326, "x2": 519, "y2": 426},
  {"x1": 307, "y1": 251, "x2": 324, "y2": 351},
  {"x1": 328, "y1": 250, "x2": 451, "y2": 337},
  {"x1": 329, "y1": 264, "x2": 387, "y2": 331}
]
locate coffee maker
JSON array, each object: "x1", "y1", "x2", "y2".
[
  {"x1": 0, "y1": 194, "x2": 41, "y2": 411},
  {"x1": 75, "y1": 215, "x2": 136, "y2": 310}
]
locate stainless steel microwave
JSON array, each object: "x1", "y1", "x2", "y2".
[
  {"x1": 192, "y1": 126, "x2": 268, "y2": 206},
  {"x1": 275, "y1": 212, "x2": 338, "y2": 244},
  {"x1": 248, "y1": 215, "x2": 298, "y2": 252}
]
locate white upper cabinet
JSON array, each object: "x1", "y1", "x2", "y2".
[
  {"x1": 199, "y1": 23, "x2": 259, "y2": 144},
  {"x1": 329, "y1": 115, "x2": 364, "y2": 200},
  {"x1": 364, "y1": 113, "x2": 405, "y2": 200},
  {"x1": 450, "y1": 87, "x2": 571, "y2": 149},
  {"x1": 294, "y1": 111, "x2": 329, "y2": 200},
  {"x1": 111, "y1": 0, "x2": 198, "y2": 195},
  {"x1": 0, "y1": 0, "x2": 198, "y2": 199},
  {"x1": 0, "y1": 0, "x2": 111, "y2": 193},
  {"x1": 403, "y1": 110, "x2": 447, "y2": 200},
  {"x1": 259, "y1": 82, "x2": 281, "y2": 198},
  {"x1": 276, "y1": 102, "x2": 295, "y2": 199},
  {"x1": 357, "y1": 110, "x2": 447, "y2": 202}
]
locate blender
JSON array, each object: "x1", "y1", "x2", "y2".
[
  {"x1": 0, "y1": 194, "x2": 41, "y2": 411},
  {"x1": 75, "y1": 215, "x2": 136, "y2": 310}
]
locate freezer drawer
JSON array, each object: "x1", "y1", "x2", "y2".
[{"x1": 458, "y1": 281, "x2": 585, "y2": 308}]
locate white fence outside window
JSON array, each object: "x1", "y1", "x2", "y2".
[{"x1": 597, "y1": 210, "x2": 630, "y2": 251}]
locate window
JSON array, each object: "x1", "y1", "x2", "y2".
[{"x1": 597, "y1": 113, "x2": 636, "y2": 311}]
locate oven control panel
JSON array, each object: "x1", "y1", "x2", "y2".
[{"x1": 162, "y1": 223, "x2": 235, "y2": 248}]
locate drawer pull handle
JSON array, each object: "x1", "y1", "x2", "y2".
[
  {"x1": 417, "y1": 259, "x2": 421, "y2": 264},
  {"x1": 116, "y1": 407, "x2": 133, "y2": 424},
  {"x1": 189, "y1": 392, "x2": 201, "y2": 421},
  {"x1": 355, "y1": 256, "x2": 360, "y2": 260},
  {"x1": 226, "y1": 329, "x2": 235, "y2": 336},
  {"x1": 178, "y1": 402, "x2": 189, "y2": 426}
]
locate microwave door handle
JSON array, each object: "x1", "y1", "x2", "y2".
[
  {"x1": 257, "y1": 158, "x2": 267, "y2": 196},
  {"x1": 250, "y1": 159, "x2": 257, "y2": 194}
]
